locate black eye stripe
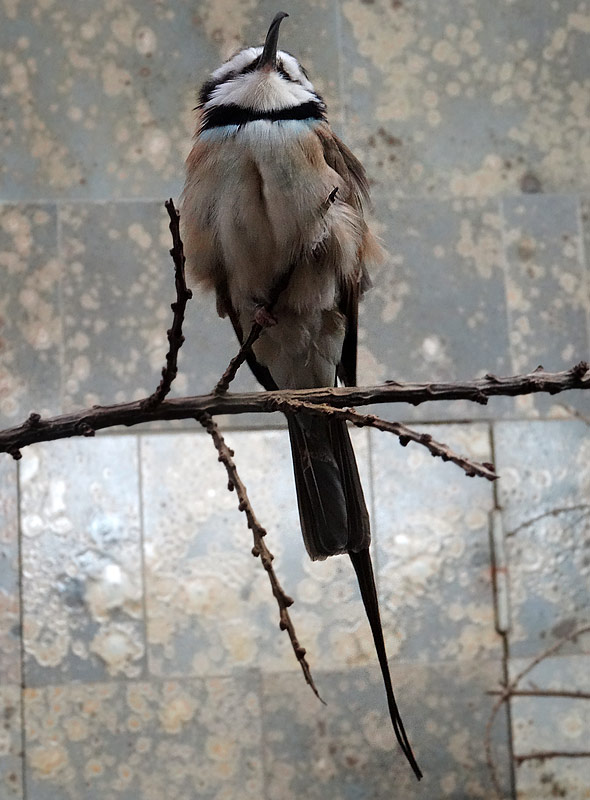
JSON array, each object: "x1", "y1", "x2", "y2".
[
  {"x1": 197, "y1": 53, "x2": 309, "y2": 108},
  {"x1": 277, "y1": 62, "x2": 298, "y2": 84},
  {"x1": 198, "y1": 71, "x2": 237, "y2": 106}
]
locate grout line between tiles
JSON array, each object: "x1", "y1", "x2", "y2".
[
  {"x1": 136, "y1": 436, "x2": 150, "y2": 681},
  {"x1": 15, "y1": 458, "x2": 28, "y2": 800},
  {"x1": 56, "y1": 204, "x2": 66, "y2": 418},
  {"x1": 575, "y1": 196, "x2": 590, "y2": 361},
  {"x1": 498, "y1": 197, "x2": 518, "y2": 383},
  {"x1": 334, "y1": 0, "x2": 347, "y2": 134},
  {"x1": 489, "y1": 424, "x2": 517, "y2": 800},
  {"x1": 1, "y1": 191, "x2": 587, "y2": 206}
]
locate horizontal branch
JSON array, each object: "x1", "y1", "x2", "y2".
[
  {"x1": 487, "y1": 689, "x2": 590, "y2": 700},
  {"x1": 1, "y1": 362, "x2": 588, "y2": 458},
  {"x1": 514, "y1": 751, "x2": 590, "y2": 765}
]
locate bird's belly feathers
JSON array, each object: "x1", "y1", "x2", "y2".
[{"x1": 182, "y1": 121, "x2": 364, "y2": 388}]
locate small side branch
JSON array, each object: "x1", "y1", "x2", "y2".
[
  {"x1": 485, "y1": 624, "x2": 590, "y2": 796},
  {"x1": 271, "y1": 398, "x2": 497, "y2": 481},
  {"x1": 195, "y1": 410, "x2": 323, "y2": 701},
  {"x1": 514, "y1": 751, "x2": 590, "y2": 765},
  {"x1": 214, "y1": 260, "x2": 298, "y2": 395},
  {"x1": 141, "y1": 199, "x2": 193, "y2": 409},
  {"x1": 214, "y1": 320, "x2": 264, "y2": 396}
]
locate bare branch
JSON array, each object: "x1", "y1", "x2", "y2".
[
  {"x1": 214, "y1": 259, "x2": 299, "y2": 394},
  {"x1": 195, "y1": 410, "x2": 324, "y2": 702},
  {"x1": 2, "y1": 362, "x2": 589, "y2": 460},
  {"x1": 270, "y1": 397, "x2": 497, "y2": 480},
  {"x1": 514, "y1": 751, "x2": 590, "y2": 765},
  {"x1": 507, "y1": 504, "x2": 590, "y2": 537},
  {"x1": 214, "y1": 320, "x2": 264, "y2": 396},
  {"x1": 141, "y1": 199, "x2": 193, "y2": 410},
  {"x1": 487, "y1": 689, "x2": 590, "y2": 700},
  {"x1": 485, "y1": 624, "x2": 590, "y2": 795}
]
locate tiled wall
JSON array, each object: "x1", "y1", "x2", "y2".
[{"x1": 1, "y1": 1, "x2": 589, "y2": 798}]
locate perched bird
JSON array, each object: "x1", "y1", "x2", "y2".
[{"x1": 181, "y1": 12, "x2": 422, "y2": 779}]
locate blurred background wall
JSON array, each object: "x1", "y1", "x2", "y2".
[{"x1": 1, "y1": 1, "x2": 589, "y2": 798}]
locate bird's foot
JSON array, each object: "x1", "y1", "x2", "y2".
[{"x1": 254, "y1": 305, "x2": 278, "y2": 327}]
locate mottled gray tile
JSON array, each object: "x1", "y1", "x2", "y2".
[
  {"x1": 509, "y1": 654, "x2": 590, "y2": 799},
  {"x1": 340, "y1": 0, "x2": 590, "y2": 197},
  {"x1": 0, "y1": 0, "x2": 340, "y2": 202},
  {"x1": 59, "y1": 201, "x2": 280, "y2": 428},
  {"x1": 494, "y1": 420, "x2": 590, "y2": 657},
  {"x1": 263, "y1": 660, "x2": 511, "y2": 799},
  {"x1": 0, "y1": 205, "x2": 61, "y2": 429},
  {"x1": 0, "y1": 458, "x2": 20, "y2": 685},
  {"x1": 20, "y1": 437, "x2": 146, "y2": 684},
  {"x1": 502, "y1": 195, "x2": 590, "y2": 417},
  {"x1": 24, "y1": 674, "x2": 262, "y2": 800},
  {"x1": 0, "y1": 686, "x2": 23, "y2": 799},
  {"x1": 371, "y1": 424, "x2": 501, "y2": 662},
  {"x1": 358, "y1": 196, "x2": 512, "y2": 421},
  {"x1": 141, "y1": 428, "x2": 377, "y2": 678},
  {"x1": 60, "y1": 202, "x2": 282, "y2": 429}
]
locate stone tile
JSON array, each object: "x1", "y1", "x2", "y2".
[
  {"x1": 358, "y1": 196, "x2": 512, "y2": 421},
  {"x1": 502, "y1": 195, "x2": 590, "y2": 417},
  {"x1": 0, "y1": 205, "x2": 61, "y2": 429},
  {"x1": 59, "y1": 201, "x2": 281, "y2": 428},
  {"x1": 371, "y1": 424, "x2": 502, "y2": 662},
  {"x1": 509, "y1": 654, "x2": 590, "y2": 799},
  {"x1": 141, "y1": 428, "x2": 377, "y2": 679},
  {"x1": 20, "y1": 437, "x2": 146, "y2": 684},
  {"x1": 0, "y1": 458, "x2": 20, "y2": 686},
  {"x1": 262, "y1": 660, "x2": 511, "y2": 799},
  {"x1": 0, "y1": 686, "x2": 23, "y2": 799},
  {"x1": 0, "y1": 0, "x2": 340, "y2": 202},
  {"x1": 340, "y1": 0, "x2": 590, "y2": 197},
  {"x1": 494, "y1": 420, "x2": 590, "y2": 657},
  {"x1": 23, "y1": 674, "x2": 262, "y2": 800}
]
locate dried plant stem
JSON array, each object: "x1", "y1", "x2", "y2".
[{"x1": 195, "y1": 410, "x2": 323, "y2": 701}]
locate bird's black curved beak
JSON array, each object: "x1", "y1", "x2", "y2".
[{"x1": 259, "y1": 11, "x2": 289, "y2": 70}]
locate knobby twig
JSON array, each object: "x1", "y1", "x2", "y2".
[
  {"x1": 485, "y1": 625, "x2": 590, "y2": 796},
  {"x1": 214, "y1": 320, "x2": 265, "y2": 396},
  {"x1": 214, "y1": 259, "x2": 298, "y2": 394},
  {"x1": 270, "y1": 397, "x2": 498, "y2": 481},
  {"x1": 2, "y1": 362, "x2": 589, "y2": 460},
  {"x1": 141, "y1": 199, "x2": 193, "y2": 410},
  {"x1": 195, "y1": 410, "x2": 323, "y2": 701}
]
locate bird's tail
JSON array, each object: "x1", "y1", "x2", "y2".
[
  {"x1": 287, "y1": 414, "x2": 422, "y2": 780},
  {"x1": 287, "y1": 414, "x2": 370, "y2": 559}
]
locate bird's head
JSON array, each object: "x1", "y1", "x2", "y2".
[{"x1": 197, "y1": 12, "x2": 325, "y2": 120}]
